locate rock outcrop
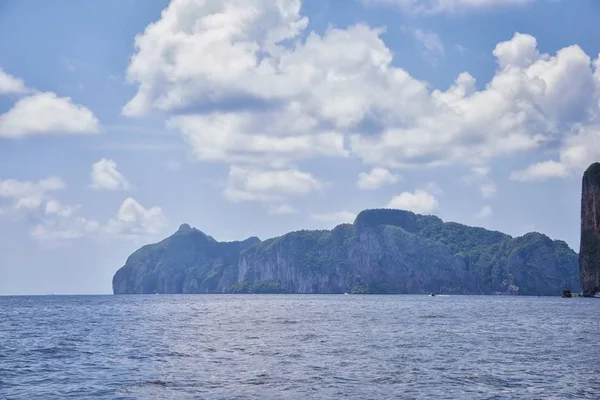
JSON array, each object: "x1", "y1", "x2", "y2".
[
  {"x1": 579, "y1": 162, "x2": 600, "y2": 297},
  {"x1": 113, "y1": 209, "x2": 579, "y2": 296}
]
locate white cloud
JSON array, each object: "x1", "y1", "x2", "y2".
[
  {"x1": 310, "y1": 211, "x2": 357, "y2": 224},
  {"x1": 44, "y1": 200, "x2": 80, "y2": 218},
  {"x1": 350, "y1": 32, "x2": 599, "y2": 168},
  {"x1": 0, "y1": 92, "x2": 99, "y2": 138},
  {"x1": 123, "y1": 0, "x2": 309, "y2": 116},
  {"x1": 480, "y1": 182, "x2": 497, "y2": 199},
  {"x1": 412, "y1": 29, "x2": 445, "y2": 62},
  {"x1": 362, "y1": 0, "x2": 537, "y2": 14},
  {"x1": 268, "y1": 204, "x2": 299, "y2": 215},
  {"x1": 510, "y1": 125, "x2": 600, "y2": 181},
  {"x1": 465, "y1": 166, "x2": 491, "y2": 182},
  {"x1": 167, "y1": 113, "x2": 347, "y2": 167},
  {"x1": 123, "y1": 2, "x2": 600, "y2": 174},
  {"x1": 0, "y1": 176, "x2": 162, "y2": 242},
  {"x1": 32, "y1": 198, "x2": 166, "y2": 242},
  {"x1": 89, "y1": 159, "x2": 131, "y2": 191},
  {"x1": 0, "y1": 68, "x2": 28, "y2": 94},
  {"x1": 103, "y1": 198, "x2": 166, "y2": 237},
  {"x1": 31, "y1": 218, "x2": 95, "y2": 242},
  {"x1": 556, "y1": 125, "x2": 600, "y2": 172},
  {"x1": 38, "y1": 177, "x2": 65, "y2": 191},
  {"x1": 357, "y1": 167, "x2": 399, "y2": 190},
  {"x1": 224, "y1": 166, "x2": 323, "y2": 202},
  {"x1": 0, "y1": 177, "x2": 65, "y2": 212},
  {"x1": 386, "y1": 189, "x2": 439, "y2": 214},
  {"x1": 510, "y1": 160, "x2": 568, "y2": 181},
  {"x1": 475, "y1": 205, "x2": 493, "y2": 219},
  {"x1": 121, "y1": 1, "x2": 416, "y2": 165},
  {"x1": 493, "y1": 31, "x2": 540, "y2": 69}
]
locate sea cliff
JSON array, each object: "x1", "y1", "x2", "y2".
[{"x1": 579, "y1": 162, "x2": 600, "y2": 297}]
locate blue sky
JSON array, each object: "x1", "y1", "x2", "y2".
[{"x1": 1, "y1": 0, "x2": 599, "y2": 295}]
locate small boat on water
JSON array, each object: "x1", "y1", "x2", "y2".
[{"x1": 562, "y1": 289, "x2": 572, "y2": 298}]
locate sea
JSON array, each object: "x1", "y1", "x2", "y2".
[{"x1": 1, "y1": 294, "x2": 599, "y2": 399}]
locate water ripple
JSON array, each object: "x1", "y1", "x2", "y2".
[{"x1": 1, "y1": 294, "x2": 599, "y2": 399}]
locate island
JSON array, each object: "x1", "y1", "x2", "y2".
[{"x1": 113, "y1": 208, "x2": 579, "y2": 296}]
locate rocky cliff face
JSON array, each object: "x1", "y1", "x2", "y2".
[
  {"x1": 579, "y1": 162, "x2": 600, "y2": 297},
  {"x1": 112, "y1": 223, "x2": 260, "y2": 294},
  {"x1": 113, "y1": 209, "x2": 579, "y2": 295}
]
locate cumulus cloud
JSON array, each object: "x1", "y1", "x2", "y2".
[
  {"x1": 89, "y1": 159, "x2": 131, "y2": 191},
  {"x1": 122, "y1": 1, "x2": 423, "y2": 165},
  {"x1": 0, "y1": 173, "x2": 164, "y2": 242},
  {"x1": 493, "y1": 31, "x2": 540, "y2": 69},
  {"x1": 386, "y1": 189, "x2": 439, "y2": 214},
  {"x1": 554, "y1": 125, "x2": 600, "y2": 172},
  {"x1": 224, "y1": 166, "x2": 323, "y2": 202},
  {"x1": 122, "y1": 0, "x2": 309, "y2": 116},
  {"x1": 103, "y1": 198, "x2": 166, "y2": 237},
  {"x1": 0, "y1": 177, "x2": 65, "y2": 211},
  {"x1": 310, "y1": 211, "x2": 357, "y2": 225},
  {"x1": 122, "y1": 1, "x2": 600, "y2": 180},
  {"x1": 357, "y1": 167, "x2": 399, "y2": 190},
  {"x1": 0, "y1": 68, "x2": 28, "y2": 93},
  {"x1": 351, "y1": 32, "x2": 599, "y2": 168},
  {"x1": 510, "y1": 124, "x2": 600, "y2": 181},
  {"x1": 0, "y1": 92, "x2": 99, "y2": 138},
  {"x1": 32, "y1": 198, "x2": 166, "y2": 242}
]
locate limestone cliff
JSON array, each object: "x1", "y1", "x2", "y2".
[
  {"x1": 579, "y1": 162, "x2": 600, "y2": 297},
  {"x1": 112, "y1": 209, "x2": 579, "y2": 295}
]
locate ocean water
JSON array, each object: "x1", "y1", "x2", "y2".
[{"x1": 1, "y1": 295, "x2": 599, "y2": 400}]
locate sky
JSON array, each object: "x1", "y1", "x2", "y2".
[{"x1": 1, "y1": 0, "x2": 599, "y2": 295}]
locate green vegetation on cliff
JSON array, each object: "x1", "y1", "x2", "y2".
[{"x1": 113, "y1": 209, "x2": 579, "y2": 296}]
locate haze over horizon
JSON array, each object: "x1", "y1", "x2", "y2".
[{"x1": 1, "y1": 0, "x2": 600, "y2": 295}]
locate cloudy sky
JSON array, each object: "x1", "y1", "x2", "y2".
[{"x1": 1, "y1": 0, "x2": 599, "y2": 295}]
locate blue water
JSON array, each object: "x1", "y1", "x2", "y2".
[{"x1": 1, "y1": 295, "x2": 599, "y2": 399}]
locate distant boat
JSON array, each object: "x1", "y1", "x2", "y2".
[
  {"x1": 562, "y1": 289, "x2": 572, "y2": 298},
  {"x1": 344, "y1": 292, "x2": 349, "y2": 295},
  {"x1": 430, "y1": 293, "x2": 436, "y2": 297}
]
